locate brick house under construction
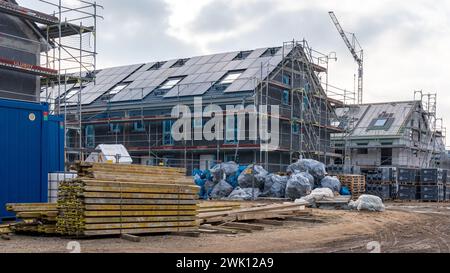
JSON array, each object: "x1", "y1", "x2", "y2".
[
  {"x1": 56, "y1": 41, "x2": 343, "y2": 172},
  {"x1": 331, "y1": 100, "x2": 447, "y2": 170}
]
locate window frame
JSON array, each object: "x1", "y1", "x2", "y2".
[
  {"x1": 219, "y1": 71, "x2": 243, "y2": 85},
  {"x1": 85, "y1": 125, "x2": 95, "y2": 148},
  {"x1": 109, "y1": 123, "x2": 122, "y2": 134},
  {"x1": 225, "y1": 115, "x2": 238, "y2": 144},
  {"x1": 374, "y1": 118, "x2": 388, "y2": 127},
  {"x1": 163, "y1": 120, "x2": 174, "y2": 146},
  {"x1": 133, "y1": 121, "x2": 146, "y2": 132},
  {"x1": 109, "y1": 82, "x2": 130, "y2": 95},
  {"x1": 282, "y1": 89, "x2": 290, "y2": 105},
  {"x1": 159, "y1": 78, "x2": 183, "y2": 90}
]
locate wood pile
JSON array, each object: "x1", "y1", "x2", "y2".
[
  {"x1": 0, "y1": 224, "x2": 11, "y2": 235},
  {"x1": 6, "y1": 203, "x2": 58, "y2": 234},
  {"x1": 57, "y1": 162, "x2": 200, "y2": 237},
  {"x1": 76, "y1": 162, "x2": 192, "y2": 185},
  {"x1": 338, "y1": 175, "x2": 366, "y2": 199},
  {"x1": 198, "y1": 200, "x2": 310, "y2": 233}
]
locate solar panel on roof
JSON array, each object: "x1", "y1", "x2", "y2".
[
  {"x1": 222, "y1": 60, "x2": 242, "y2": 71},
  {"x1": 235, "y1": 58, "x2": 258, "y2": 70},
  {"x1": 195, "y1": 63, "x2": 216, "y2": 74},
  {"x1": 221, "y1": 52, "x2": 240, "y2": 62},
  {"x1": 249, "y1": 56, "x2": 271, "y2": 68},
  {"x1": 164, "y1": 82, "x2": 213, "y2": 98},
  {"x1": 160, "y1": 59, "x2": 178, "y2": 69},
  {"x1": 224, "y1": 79, "x2": 248, "y2": 93},
  {"x1": 171, "y1": 63, "x2": 194, "y2": 77},
  {"x1": 208, "y1": 71, "x2": 228, "y2": 82},
  {"x1": 246, "y1": 48, "x2": 268, "y2": 59},
  {"x1": 184, "y1": 56, "x2": 202, "y2": 66},
  {"x1": 110, "y1": 77, "x2": 167, "y2": 102},
  {"x1": 137, "y1": 62, "x2": 156, "y2": 72},
  {"x1": 207, "y1": 53, "x2": 228, "y2": 64},
  {"x1": 239, "y1": 67, "x2": 261, "y2": 80},
  {"x1": 126, "y1": 71, "x2": 145, "y2": 82},
  {"x1": 195, "y1": 54, "x2": 215, "y2": 65},
  {"x1": 183, "y1": 64, "x2": 202, "y2": 75},
  {"x1": 209, "y1": 61, "x2": 228, "y2": 72}
]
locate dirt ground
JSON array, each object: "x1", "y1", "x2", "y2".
[{"x1": 1, "y1": 202, "x2": 450, "y2": 253}]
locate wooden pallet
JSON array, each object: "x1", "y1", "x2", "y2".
[{"x1": 338, "y1": 175, "x2": 366, "y2": 199}]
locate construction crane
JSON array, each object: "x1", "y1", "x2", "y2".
[{"x1": 329, "y1": 11, "x2": 364, "y2": 104}]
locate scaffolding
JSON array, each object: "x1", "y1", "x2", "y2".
[
  {"x1": 64, "y1": 40, "x2": 348, "y2": 172},
  {"x1": 36, "y1": 0, "x2": 103, "y2": 166},
  {"x1": 413, "y1": 91, "x2": 446, "y2": 168}
]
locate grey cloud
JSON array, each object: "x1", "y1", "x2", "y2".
[
  {"x1": 98, "y1": 0, "x2": 199, "y2": 66},
  {"x1": 190, "y1": 0, "x2": 275, "y2": 35}
]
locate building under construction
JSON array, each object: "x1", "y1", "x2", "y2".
[
  {"x1": 53, "y1": 41, "x2": 348, "y2": 173},
  {"x1": 331, "y1": 92, "x2": 447, "y2": 170}
]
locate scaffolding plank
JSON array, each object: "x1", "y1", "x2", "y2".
[
  {"x1": 0, "y1": 57, "x2": 57, "y2": 77},
  {"x1": 42, "y1": 23, "x2": 94, "y2": 39},
  {"x1": 0, "y1": 1, "x2": 59, "y2": 25}
]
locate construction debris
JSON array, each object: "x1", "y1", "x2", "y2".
[
  {"x1": 320, "y1": 176, "x2": 341, "y2": 193},
  {"x1": 286, "y1": 172, "x2": 313, "y2": 200},
  {"x1": 6, "y1": 203, "x2": 58, "y2": 234},
  {"x1": 56, "y1": 162, "x2": 200, "y2": 237},
  {"x1": 287, "y1": 159, "x2": 327, "y2": 182},
  {"x1": 349, "y1": 195, "x2": 385, "y2": 212},
  {"x1": 228, "y1": 187, "x2": 261, "y2": 200},
  {"x1": 238, "y1": 165, "x2": 268, "y2": 189},
  {"x1": 197, "y1": 200, "x2": 324, "y2": 234},
  {"x1": 198, "y1": 201, "x2": 309, "y2": 230},
  {"x1": 261, "y1": 174, "x2": 288, "y2": 198}
]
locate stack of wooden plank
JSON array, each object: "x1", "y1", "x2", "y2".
[
  {"x1": 76, "y1": 162, "x2": 192, "y2": 185},
  {"x1": 57, "y1": 163, "x2": 200, "y2": 237},
  {"x1": 6, "y1": 203, "x2": 58, "y2": 234},
  {"x1": 338, "y1": 174, "x2": 366, "y2": 199},
  {"x1": 0, "y1": 224, "x2": 11, "y2": 235}
]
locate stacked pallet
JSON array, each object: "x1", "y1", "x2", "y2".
[
  {"x1": 57, "y1": 163, "x2": 200, "y2": 237},
  {"x1": 338, "y1": 175, "x2": 366, "y2": 199},
  {"x1": 6, "y1": 203, "x2": 58, "y2": 234}
]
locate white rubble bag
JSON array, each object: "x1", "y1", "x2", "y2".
[
  {"x1": 349, "y1": 195, "x2": 386, "y2": 212},
  {"x1": 296, "y1": 188, "x2": 335, "y2": 205}
]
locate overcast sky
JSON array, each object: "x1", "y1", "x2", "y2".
[{"x1": 21, "y1": 0, "x2": 450, "y2": 144}]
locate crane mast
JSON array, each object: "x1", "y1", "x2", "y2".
[{"x1": 329, "y1": 11, "x2": 364, "y2": 104}]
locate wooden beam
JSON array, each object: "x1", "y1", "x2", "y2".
[
  {"x1": 253, "y1": 219, "x2": 284, "y2": 226},
  {"x1": 121, "y1": 234, "x2": 141, "y2": 242},
  {"x1": 221, "y1": 222, "x2": 265, "y2": 231}
]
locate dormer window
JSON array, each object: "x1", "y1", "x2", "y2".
[
  {"x1": 109, "y1": 82, "x2": 130, "y2": 95},
  {"x1": 159, "y1": 77, "x2": 183, "y2": 90},
  {"x1": 261, "y1": 47, "x2": 280, "y2": 57},
  {"x1": 374, "y1": 119, "x2": 388, "y2": 127},
  {"x1": 219, "y1": 71, "x2": 243, "y2": 85},
  {"x1": 148, "y1": 62, "x2": 166, "y2": 71},
  {"x1": 171, "y1": 58, "x2": 190, "y2": 68},
  {"x1": 233, "y1": 51, "x2": 252, "y2": 61}
]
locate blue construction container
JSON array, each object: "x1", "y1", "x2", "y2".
[{"x1": 0, "y1": 98, "x2": 64, "y2": 220}]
